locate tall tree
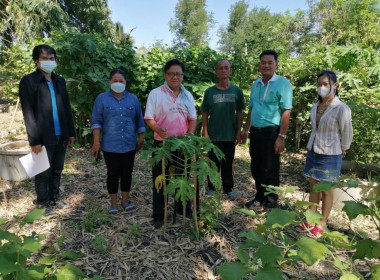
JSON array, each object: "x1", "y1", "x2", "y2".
[{"x1": 169, "y1": 0, "x2": 214, "y2": 47}]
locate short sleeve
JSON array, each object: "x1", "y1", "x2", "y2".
[
  {"x1": 144, "y1": 90, "x2": 155, "y2": 119},
  {"x1": 279, "y1": 79, "x2": 293, "y2": 110}
]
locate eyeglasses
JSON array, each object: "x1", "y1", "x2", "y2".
[{"x1": 166, "y1": 72, "x2": 184, "y2": 78}]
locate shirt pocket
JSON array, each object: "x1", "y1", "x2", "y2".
[
  {"x1": 104, "y1": 106, "x2": 116, "y2": 117},
  {"x1": 125, "y1": 106, "x2": 135, "y2": 118}
]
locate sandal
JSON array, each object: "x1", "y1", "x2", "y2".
[
  {"x1": 123, "y1": 203, "x2": 135, "y2": 212},
  {"x1": 109, "y1": 207, "x2": 118, "y2": 214}
]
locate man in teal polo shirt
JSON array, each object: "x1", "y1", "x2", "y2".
[{"x1": 241, "y1": 50, "x2": 293, "y2": 208}]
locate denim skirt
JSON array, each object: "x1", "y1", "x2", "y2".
[{"x1": 303, "y1": 149, "x2": 342, "y2": 182}]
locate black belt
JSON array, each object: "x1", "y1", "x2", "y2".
[{"x1": 250, "y1": 125, "x2": 279, "y2": 132}]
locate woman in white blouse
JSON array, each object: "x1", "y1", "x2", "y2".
[{"x1": 299, "y1": 70, "x2": 353, "y2": 237}]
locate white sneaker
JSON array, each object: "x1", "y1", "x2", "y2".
[{"x1": 55, "y1": 200, "x2": 71, "y2": 209}]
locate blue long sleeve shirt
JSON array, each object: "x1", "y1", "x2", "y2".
[{"x1": 91, "y1": 90, "x2": 146, "y2": 153}]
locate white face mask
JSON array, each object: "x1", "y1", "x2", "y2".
[
  {"x1": 111, "y1": 82, "x2": 125, "y2": 93},
  {"x1": 317, "y1": 86, "x2": 334, "y2": 98},
  {"x1": 40, "y1": 61, "x2": 56, "y2": 74}
]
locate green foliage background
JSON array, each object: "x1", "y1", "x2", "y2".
[{"x1": 0, "y1": 0, "x2": 379, "y2": 165}]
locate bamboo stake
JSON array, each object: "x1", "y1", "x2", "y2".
[
  {"x1": 162, "y1": 140, "x2": 168, "y2": 230},
  {"x1": 192, "y1": 155, "x2": 199, "y2": 235}
]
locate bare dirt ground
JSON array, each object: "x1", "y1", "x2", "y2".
[{"x1": 0, "y1": 107, "x2": 378, "y2": 280}]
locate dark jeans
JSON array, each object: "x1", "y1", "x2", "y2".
[
  {"x1": 208, "y1": 141, "x2": 235, "y2": 193},
  {"x1": 35, "y1": 136, "x2": 67, "y2": 205},
  {"x1": 103, "y1": 150, "x2": 136, "y2": 194},
  {"x1": 152, "y1": 140, "x2": 192, "y2": 221},
  {"x1": 249, "y1": 126, "x2": 280, "y2": 204}
]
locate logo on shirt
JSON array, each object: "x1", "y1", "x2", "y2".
[{"x1": 213, "y1": 94, "x2": 235, "y2": 103}]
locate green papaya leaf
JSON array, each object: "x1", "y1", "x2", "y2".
[
  {"x1": 304, "y1": 209, "x2": 324, "y2": 224},
  {"x1": 26, "y1": 265, "x2": 51, "y2": 279},
  {"x1": 22, "y1": 234, "x2": 45, "y2": 253},
  {"x1": 22, "y1": 209, "x2": 45, "y2": 224},
  {"x1": 342, "y1": 201, "x2": 369, "y2": 220},
  {"x1": 255, "y1": 267, "x2": 284, "y2": 280},
  {"x1": 236, "y1": 208, "x2": 258, "y2": 218},
  {"x1": 239, "y1": 231, "x2": 266, "y2": 244},
  {"x1": 323, "y1": 231, "x2": 349, "y2": 243},
  {"x1": 216, "y1": 262, "x2": 249, "y2": 280},
  {"x1": 0, "y1": 256, "x2": 20, "y2": 275},
  {"x1": 354, "y1": 239, "x2": 380, "y2": 259},
  {"x1": 60, "y1": 250, "x2": 84, "y2": 260},
  {"x1": 333, "y1": 257, "x2": 350, "y2": 270},
  {"x1": 339, "y1": 273, "x2": 361, "y2": 280},
  {"x1": 55, "y1": 264, "x2": 85, "y2": 280},
  {"x1": 0, "y1": 218, "x2": 7, "y2": 226},
  {"x1": 346, "y1": 180, "x2": 360, "y2": 188},
  {"x1": 296, "y1": 237, "x2": 331, "y2": 265},
  {"x1": 264, "y1": 209, "x2": 296, "y2": 228},
  {"x1": 254, "y1": 245, "x2": 283, "y2": 266},
  {"x1": 312, "y1": 181, "x2": 337, "y2": 192},
  {"x1": 237, "y1": 249, "x2": 250, "y2": 264},
  {"x1": 371, "y1": 265, "x2": 380, "y2": 280}
]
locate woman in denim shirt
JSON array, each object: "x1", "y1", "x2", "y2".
[{"x1": 91, "y1": 69, "x2": 145, "y2": 214}]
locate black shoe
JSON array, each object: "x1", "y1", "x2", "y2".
[
  {"x1": 154, "y1": 219, "x2": 163, "y2": 229},
  {"x1": 245, "y1": 199, "x2": 261, "y2": 208},
  {"x1": 262, "y1": 196, "x2": 278, "y2": 208}
]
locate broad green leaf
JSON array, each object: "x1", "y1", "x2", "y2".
[
  {"x1": 239, "y1": 239, "x2": 264, "y2": 249},
  {"x1": 371, "y1": 265, "x2": 380, "y2": 280},
  {"x1": 346, "y1": 180, "x2": 360, "y2": 188},
  {"x1": 296, "y1": 237, "x2": 331, "y2": 265},
  {"x1": 295, "y1": 201, "x2": 318, "y2": 208},
  {"x1": 238, "y1": 231, "x2": 266, "y2": 244},
  {"x1": 304, "y1": 209, "x2": 324, "y2": 224},
  {"x1": 254, "y1": 245, "x2": 283, "y2": 266},
  {"x1": 236, "y1": 208, "x2": 258, "y2": 218},
  {"x1": 342, "y1": 201, "x2": 369, "y2": 220},
  {"x1": 38, "y1": 255, "x2": 56, "y2": 265},
  {"x1": 255, "y1": 267, "x2": 284, "y2": 280},
  {"x1": 22, "y1": 209, "x2": 45, "y2": 224},
  {"x1": 56, "y1": 264, "x2": 85, "y2": 280},
  {"x1": 339, "y1": 273, "x2": 361, "y2": 280},
  {"x1": 26, "y1": 265, "x2": 51, "y2": 279},
  {"x1": 333, "y1": 257, "x2": 349, "y2": 270},
  {"x1": 264, "y1": 208, "x2": 296, "y2": 228},
  {"x1": 217, "y1": 262, "x2": 249, "y2": 280},
  {"x1": 60, "y1": 250, "x2": 84, "y2": 260},
  {"x1": 312, "y1": 181, "x2": 337, "y2": 192},
  {"x1": 323, "y1": 231, "x2": 349, "y2": 243},
  {"x1": 0, "y1": 218, "x2": 7, "y2": 226},
  {"x1": 0, "y1": 256, "x2": 20, "y2": 275},
  {"x1": 265, "y1": 185, "x2": 299, "y2": 195},
  {"x1": 237, "y1": 249, "x2": 250, "y2": 264},
  {"x1": 354, "y1": 239, "x2": 380, "y2": 259},
  {"x1": 22, "y1": 233, "x2": 45, "y2": 252}
]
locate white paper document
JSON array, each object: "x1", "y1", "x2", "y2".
[{"x1": 19, "y1": 146, "x2": 50, "y2": 178}]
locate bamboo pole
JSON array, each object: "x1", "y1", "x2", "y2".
[
  {"x1": 192, "y1": 155, "x2": 199, "y2": 235},
  {"x1": 162, "y1": 140, "x2": 168, "y2": 230},
  {"x1": 8, "y1": 98, "x2": 20, "y2": 131}
]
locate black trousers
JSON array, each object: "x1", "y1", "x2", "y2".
[
  {"x1": 208, "y1": 141, "x2": 235, "y2": 193},
  {"x1": 35, "y1": 136, "x2": 67, "y2": 205},
  {"x1": 249, "y1": 126, "x2": 280, "y2": 203},
  {"x1": 152, "y1": 140, "x2": 192, "y2": 221},
  {"x1": 103, "y1": 149, "x2": 136, "y2": 194}
]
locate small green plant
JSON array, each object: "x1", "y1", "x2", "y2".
[
  {"x1": 216, "y1": 178, "x2": 380, "y2": 280},
  {"x1": 91, "y1": 235, "x2": 107, "y2": 254},
  {"x1": 0, "y1": 209, "x2": 101, "y2": 279},
  {"x1": 124, "y1": 224, "x2": 141, "y2": 245},
  {"x1": 81, "y1": 208, "x2": 115, "y2": 233}
]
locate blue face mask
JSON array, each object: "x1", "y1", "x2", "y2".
[
  {"x1": 110, "y1": 82, "x2": 125, "y2": 93},
  {"x1": 40, "y1": 61, "x2": 56, "y2": 74}
]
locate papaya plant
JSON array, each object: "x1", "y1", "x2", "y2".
[{"x1": 141, "y1": 134, "x2": 224, "y2": 232}]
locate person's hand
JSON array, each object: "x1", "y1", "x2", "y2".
[
  {"x1": 31, "y1": 145, "x2": 42, "y2": 155},
  {"x1": 157, "y1": 127, "x2": 168, "y2": 139},
  {"x1": 136, "y1": 139, "x2": 144, "y2": 151},
  {"x1": 68, "y1": 137, "x2": 75, "y2": 146},
  {"x1": 240, "y1": 130, "x2": 248, "y2": 144},
  {"x1": 274, "y1": 137, "x2": 285, "y2": 154},
  {"x1": 90, "y1": 142, "x2": 101, "y2": 157},
  {"x1": 235, "y1": 131, "x2": 241, "y2": 145}
]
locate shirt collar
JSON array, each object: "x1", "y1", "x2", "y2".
[
  {"x1": 259, "y1": 73, "x2": 278, "y2": 85},
  {"x1": 162, "y1": 81, "x2": 185, "y2": 96}
]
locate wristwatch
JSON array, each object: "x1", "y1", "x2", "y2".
[{"x1": 278, "y1": 133, "x2": 287, "y2": 139}]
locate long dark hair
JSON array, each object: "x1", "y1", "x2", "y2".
[{"x1": 317, "y1": 70, "x2": 339, "y2": 102}]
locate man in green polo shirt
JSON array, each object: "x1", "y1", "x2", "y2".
[
  {"x1": 241, "y1": 50, "x2": 293, "y2": 208},
  {"x1": 201, "y1": 59, "x2": 245, "y2": 199}
]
